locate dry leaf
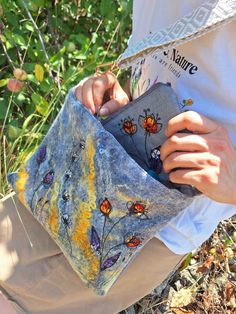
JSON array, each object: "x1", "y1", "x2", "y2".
[
  {"x1": 170, "y1": 287, "x2": 196, "y2": 308},
  {"x1": 225, "y1": 281, "x2": 234, "y2": 302},
  {"x1": 197, "y1": 255, "x2": 214, "y2": 273}
]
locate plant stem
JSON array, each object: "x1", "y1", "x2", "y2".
[
  {"x1": 0, "y1": 38, "x2": 15, "y2": 69},
  {"x1": 19, "y1": 0, "x2": 53, "y2": 78},
  {"x1": 0, "y1": 94, "x2": 13, "y2": 141},
  {"x1": 101, "y1": 22, "x2": 120, "y2": 64}
]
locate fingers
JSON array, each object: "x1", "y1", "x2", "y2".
[
  {"x1": 163, "y1": 151, "x2": 221, "y2": 173},
  {"x1": 75, "y1": 77, "x2": 95, "y2": 113},
  {"x1": 165, "y1": 111, "x2": 218, "y2": 137},
  {"x1": 82, "y1": 78, "x2": 96, "y2": 114},
  {"x1": 75, "y1": 84, "x2": 82, "y2": 101},
  {"x1": 99, "y1": 80, "x2": 129, "y2": 116},
  {"x1": 104, "y1": 71, "x2": 117, "y2": 89},
  {"x1": 75, "y1": 75, "x2": 112, "y2": 114},
  {"x1": 169, "y1": 167, "x2": 222, "y2": 195},
  {"x1": 92, "y1": 76, "x2": 108, "y2": 110},
  {"x1": 92, "y1": 72, "x2": 117, "y2": 111},
  {"x1": 98, "y1": 98, "x2": 126, "y2": 116},
  {"x1": 160, "y1": 133, "x2": 209, "y2": 161},
  {"x1": 74, "y1": 72, "x2": 128, "y2": 115},
  {"x1": 160, "y1": 111, "x2": 236, "y2": 204},
  {"x1": 169, "y1": 169, "x2": 203, "y2": 190},
  {"x1": 75, "y1": 76, "x2": 90, "y2": 102}
]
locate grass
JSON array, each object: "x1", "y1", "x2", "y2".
[{"x1": 0, "y1": 0, "x2": 131, "y2": 196}]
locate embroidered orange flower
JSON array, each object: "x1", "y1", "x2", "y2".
[
  {"x1": 100, "y1": 198, "x2": 112, "y2": 216},
  {"x1": 127, "y1": 201, "x2": 148, "y2": 218},
  {"x1": 143, "y1": 115, "x2": 158, "y2": 133},
  {"x1": 124, "y1": 235, "x2": 141, "y2": 248},
  {"x1": 120, "y1": 118, "x2": 137, "y2": 136},
  {"x1": 139, "y1": 109, "x2": 162, "y2": 134},
  {"x1": 183, "y1": 99, "x2": 193, "y2": 106}
]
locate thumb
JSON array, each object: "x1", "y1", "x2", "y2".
[
  {"x1": 99, "y1": 99, "x2": 126, "y2": 116},
  {"x1": 165, "y1": 111, "x2": 218, "y2": 137},
  {"x1": 99, "y1": 82, "x2": 129, "y2": 116}
]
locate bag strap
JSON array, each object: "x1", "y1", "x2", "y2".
[{"x1": 116, "y1": 0, "x2": 236, "y2": 68}]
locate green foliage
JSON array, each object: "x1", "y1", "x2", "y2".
[{"x1": 0, "y1": 0, "x2": 132, "y2": 195}]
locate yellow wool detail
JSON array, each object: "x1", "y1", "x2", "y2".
[
  {"x1": 48, "y1": 182, "x2": 60, "y2": 235},
  {"x1": 116, "y1": 190, "x2": 134, "y2": 205},
  {"x1": 15, "y1": 168, "x2": 28, "y2": 206},
  {"x1": 48, "y1": 206, "x2": 59, "y2": 235},
  {"x1": 72, "y1": 134, "x2": 99, "y2": 281}
]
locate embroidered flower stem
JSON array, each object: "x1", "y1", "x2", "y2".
[
  {"x1": 99, "y1": 216, "x2": 107, "y2": 264},
  {"x1": 103, "y1": 215, "x2": 127, "y2": 246},
  {"x1": 131, "y1": 136, "x2": 149, "y2": 168},
  {"x1": 144, "y1": 133, "x2": 149, "y2": 164},
  {"x1": 101, "y1": 243, "x2": 124, "y2": 265}
]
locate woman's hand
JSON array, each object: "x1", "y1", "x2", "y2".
[
  {"x1": 75, "y1": 71, "x2": 130, "y2": 116},
  {"x1": 160, "y1": 111, "x2": 236, "y2": 204}
]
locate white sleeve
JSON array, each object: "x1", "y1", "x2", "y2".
[{"x1": 156, "y1": 195, "x2": 236, "y2": 254}]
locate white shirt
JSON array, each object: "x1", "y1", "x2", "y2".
[{"x1": 129, "y1": 0, "x2": 236, "y2": 254}]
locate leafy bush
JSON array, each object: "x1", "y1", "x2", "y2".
[{"x1": 0, "y1": 0, "x2": 132, "y2": 195}]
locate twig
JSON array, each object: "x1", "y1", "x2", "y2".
[
  {"x1": 0, "y1": 94, "x2": 13, "y2": 141},
  {"x1": 19, "y1": 0, "x2": 53, "y2": 78},
  {"x1": 56, "y1": 64, "x2": 61, "y2": 89},
  {"x1": 3, "y1": 135, "x2": 8, "y2": 188},
  {"x1": 0, "y1": 37, "x2": 15, "y2": 69},
  {"x1": 21, "y1": 13, "x2": 40, "y2": 67},
  {"x1": 101, "y1": 21, "x2": 120, "y2": 64},
  {"x1": 14, "y1": 43, "x2": 23, "y2": 65}
]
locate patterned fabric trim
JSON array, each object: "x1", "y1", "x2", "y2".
[{"x1": 117, "y1": 0, "x2": 236, "y2": 68}]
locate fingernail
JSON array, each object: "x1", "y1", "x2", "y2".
[{"x1": 99, "y1": 107, "x2": 110, "y2": 116}]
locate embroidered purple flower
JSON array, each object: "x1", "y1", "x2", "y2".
[
  {"x1": 37, "y1": 146, "x2": 46, "y2": 164},
  {"x1": 42, "y1": 170, "x2": 54, "y2": 186},
  {"x1": 90, "y1": 226, "x2": 101, "y2": 252},
  {"x1": 100, "y1": 252, "x2": 121, "y2": 271}
]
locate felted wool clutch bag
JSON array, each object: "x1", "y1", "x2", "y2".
[{"x1": 8, "y1": 82, "x2": 196, "y2": 296}]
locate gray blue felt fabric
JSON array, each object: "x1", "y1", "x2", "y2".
[{"x1": 8, "y1": 83, "x2": 196, "y2": 296}]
